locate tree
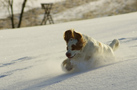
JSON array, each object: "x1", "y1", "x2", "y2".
[
  {"x1": 18, "y1": 0, "x2": 27, "y2": 28},
  {"x1": 0, "y1": 0, "x2": 28, "y2": 28},
  {"x1": 8, "y1": 0, "x2": 15, "y2": 28}
]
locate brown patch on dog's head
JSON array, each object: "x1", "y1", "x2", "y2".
[
  {"x1": 64, "y1": 29, "x2": 82, "y2": 42},
  {"x1": 64, "y1": 29, "x2": 74, "y2": 43},
  {"x1": 73, "y1": 30, "x2": 84, "y2": 50},
  {"x1": 64, "y1": 29, "x2": 86, "y2": 51},
  {"x1": 73, "y1": 30, "x2": 82, "y2": 41}
]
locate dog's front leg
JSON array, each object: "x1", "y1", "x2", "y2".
[{"x1": 61, "y1": 59, "x2": 73, "y2": 72}]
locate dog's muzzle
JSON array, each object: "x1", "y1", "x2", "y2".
[{"x1": 66, "y1": 52, "x2": 75, "y2": 58}]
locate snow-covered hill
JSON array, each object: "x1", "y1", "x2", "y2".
[
  {"x1": 0, "y1": 12, "x2": 137, "y2": 90},
  {"x1": 52, "y1": 0, "x2": 137, "y2": 23}
]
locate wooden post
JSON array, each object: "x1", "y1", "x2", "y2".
[{"x1": 41, "y1": 3, "x2": 54, "y2": 25}]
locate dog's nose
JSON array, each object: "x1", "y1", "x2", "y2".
[{"x1": 66, "y1": 52, "x2": 71, "y2": 58}]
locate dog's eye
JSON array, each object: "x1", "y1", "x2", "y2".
[{"x1": 71, "y1": 45, "x2": 76, "y2": 50}]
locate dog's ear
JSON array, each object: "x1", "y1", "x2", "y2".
[
  {"x1": 64, "y1": 30, "x2": 74, "y2": 43},
  {"x1": 74, "y1": 31, "x2": 82, "y2": 41}
]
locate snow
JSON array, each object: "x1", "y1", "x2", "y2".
[
  {"x1": 0, "y1": 12, "x2": 137, "y2": 90},
  {"x1": 52, "y1": 0, "x2": 136, "y2": 23}
]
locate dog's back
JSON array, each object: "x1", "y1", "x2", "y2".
[{"x1": 83, "y1": 34, "x2": 119, "y2": 55}]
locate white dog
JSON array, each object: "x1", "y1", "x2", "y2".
[{"x1": 62, "y1": 29, "x2": 119, "y2": 72}]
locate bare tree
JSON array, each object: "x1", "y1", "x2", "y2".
[
  {"x1": 18, "y1": 0, "x2": 27, "y2": 28},
  {"x1": 8, "y1": 0, "x2": 15, "y2": 28},
  {"x1": 0, "y1": 0, "x2": 28, "y2": 28},
  {"x1": 0, "y1": 0, "x2": 15, "y2": 28}
]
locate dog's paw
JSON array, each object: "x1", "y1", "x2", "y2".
[
  {"x1": 62, "y1": 59, "x2": 74, "y2": 72},
  {"x1": 65, "y1": 64, "x2": 73, "y2": 71}
]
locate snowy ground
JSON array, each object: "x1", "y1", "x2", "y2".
[
  {"x1": 0, "y1": 12, "x2": 137, "y2": 90},
  {"x1": 52, "y1": 0, "x2": 136, "y2": 23}
]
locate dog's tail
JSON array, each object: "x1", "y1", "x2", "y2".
[{"x1": 109, "y1": 39, "x2": 120, "y2": 51}]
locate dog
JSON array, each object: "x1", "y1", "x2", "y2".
[{"x1": 61, "y1": 29, "x2": 120, "y2": 72}]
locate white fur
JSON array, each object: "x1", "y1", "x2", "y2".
[
  {"x1": 66, "y1": 38, "x2": 79, "y2": 58},
  {"x1": 62, "y1": 33, "x2": 120, "y2": 73}
]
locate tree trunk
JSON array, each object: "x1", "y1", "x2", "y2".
[
  {"x1": 9, "y1": 0, "x2": 15, "y2": 28},
  {"x1": 17, "y1": 0, "x2": 27, "y2": 28}
]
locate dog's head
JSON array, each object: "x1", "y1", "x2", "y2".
[{"x1": 64, "y1": 29, "x2": 86, "y2": 58}]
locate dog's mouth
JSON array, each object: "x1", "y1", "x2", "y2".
[
  {"x1": 68, "y1": 54, "x2": 76, "y2": 59},
  {"x1": 66, "y1": 52, "x2": 76, "y2": 59}
]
